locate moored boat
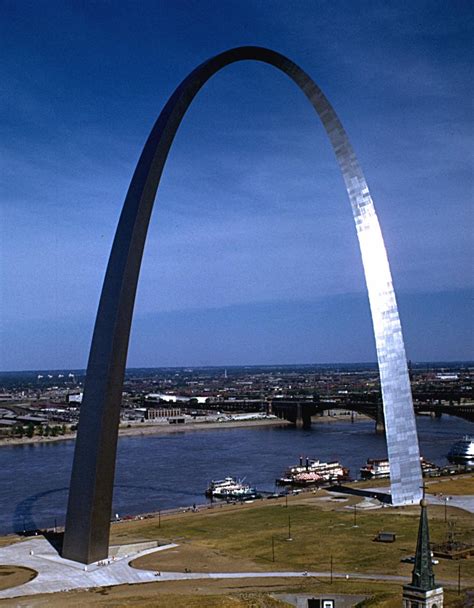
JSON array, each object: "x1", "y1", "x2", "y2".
[
  {"x1": 360, "y1": 456, "x2": 440, "y2": 479},
  {"x1": 205, "y1": 476, "x2": 260, "y2": 501},
  {"x1": 276, "y1": 456, "x2": 349, "y2": 487}
]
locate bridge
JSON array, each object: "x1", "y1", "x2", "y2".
[
  {"x1": 187, "y1": 388, "x2": 474, "y2": 431},
  {"x1": 270, "y1": 391, "x2": 474, "y2": 430}
]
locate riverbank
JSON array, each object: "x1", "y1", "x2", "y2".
[
  {"x1": 0, "y1": 413, "x2": 369, "y2": 448},
  {"x1": 0, "y1": 418, "x2": 286, "y2": 448}
]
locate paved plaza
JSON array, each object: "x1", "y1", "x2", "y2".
[
  {"x1": 0, "y1": 537, "x2": 177, "y2": 599},
  {"x1": 360, "y1": 488, "x2": 474, "y2": 514}
]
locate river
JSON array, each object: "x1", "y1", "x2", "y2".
[{"x1": 0, "y1": 415, "x2": 472, "y2": 534}]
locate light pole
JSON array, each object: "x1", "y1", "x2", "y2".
[{"x1": 444, "y1": 496, "x2": 450, "y2": 523}]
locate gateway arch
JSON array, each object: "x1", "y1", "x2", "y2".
[{"x1": 62, "y1": 46, "x2": 422, "y2": 564}]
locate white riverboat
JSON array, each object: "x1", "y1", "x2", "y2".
[
  {"x1": 205, "y1": 477, "x2": 260, "y2": 501},
  {"x1": 360, "y1": 456, "x2": 440, "y2": 479}
]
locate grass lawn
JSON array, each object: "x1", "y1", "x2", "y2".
[
  {"x1": 127, "y1": 495, "x2": 473, "y2": 583},
  {"x1": 425, "y1": 473, "x2": 474, "y2": 495}
]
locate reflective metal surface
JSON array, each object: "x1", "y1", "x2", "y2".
[{"x1": 63, "y1": 46, "x2": 422, "y2": 564}]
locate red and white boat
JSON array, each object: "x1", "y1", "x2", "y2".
[{"x1": 277, "y1": 456, "x2": 349, "y2": 487}]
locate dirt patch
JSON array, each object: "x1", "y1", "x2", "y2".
[
  {"x1": 132, "y1": 541, "x2": 266, "y2": 573},
  {"x1": 0, "y1": 565, "x2": 36, "y2": 591}
]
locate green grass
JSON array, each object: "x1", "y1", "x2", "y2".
[{"x1": 125, "y1": 497, "x2": 474, "y2": 586}]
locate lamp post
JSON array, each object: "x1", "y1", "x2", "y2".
[{"x1": 444, "y1": 496, "x2": 450, "y2": 523}]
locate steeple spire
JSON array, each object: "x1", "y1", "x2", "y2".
[
  {"x1": 402, "y1": 498, "x2": 444, "y2": 608},
  {"x1": 411, "y1": 498, "x2": 436, "y2": 590}
]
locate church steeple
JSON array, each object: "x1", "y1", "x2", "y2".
[
  {"x1": 411, "y1": 498, "x2": 436, "y2": 590},
  {"x1": 402, "y1": 498, "x2": 444, "y2": 608}
]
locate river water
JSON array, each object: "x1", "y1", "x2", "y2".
[{"x1": 0, "y1": 416, "x2": 472, "y2": 534}]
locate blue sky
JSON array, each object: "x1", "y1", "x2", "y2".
[{"x1": 1, "y1": 1, "x2": 473, "y2": 370}]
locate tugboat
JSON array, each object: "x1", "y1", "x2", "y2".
[
  {"x1": 276, "y1": 456, "x2": 349, "y2": 487},
  {"x1": 360, "y1": 456, "x2": 440, "y2": 479},
  {"x1": 447, "y1": 436, "x2": 474, "y2": 464},
  {"x1": 205, "y1": 477, "x2": 260, "y2": 501}
]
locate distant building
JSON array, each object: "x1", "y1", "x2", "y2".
[
  {"x1": 402, "y1": 499, "x2": 443, "y2": 607},
  {"x1": 68, "y1": 393, "x2": 83, "y2": 404},
  {"x1": 145, "y1": 408, "x2": 182, "y2": 420},
  {"x1": 145, "y1": 393, "x2": 208, "y2": 404},
  {"x1": 435, "y1": 374, "x2": 458, "y2": 381}
]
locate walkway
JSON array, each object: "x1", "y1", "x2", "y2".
[{"x1": 0, "y1": 537, "x2": 457, "y2": 600}]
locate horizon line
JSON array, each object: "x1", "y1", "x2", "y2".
[{"x1": 1, "y1": 359, "x2": 473, "y2": 375}]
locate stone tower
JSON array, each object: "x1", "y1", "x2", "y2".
[{"x1": 402, "y1": 499, "x2": 444, "y2": 607}]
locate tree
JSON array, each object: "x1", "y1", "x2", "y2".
[
  {"x1": 26, "y1": 423, "x2": 35, "y2": 438},
  {"x1": 13, "y1": 424, "x2": 24, "y2": 438}
]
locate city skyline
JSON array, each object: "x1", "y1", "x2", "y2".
[{"x1": 2, "y1": 1, "x2": 473, "y2": 370}]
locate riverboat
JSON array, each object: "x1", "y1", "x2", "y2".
[
  {"x1": 276, "y1": 456, "x2": 349, "y2": 487},
  {"x1": 447, "y1": 436, "x2": 474, "y2": 464},
  {"x1": 360, "y1": 457, "x2": 440, "y2": 480},
  {"x1": 205, "y1": 477, "x2": 260, "y2": 501}
]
